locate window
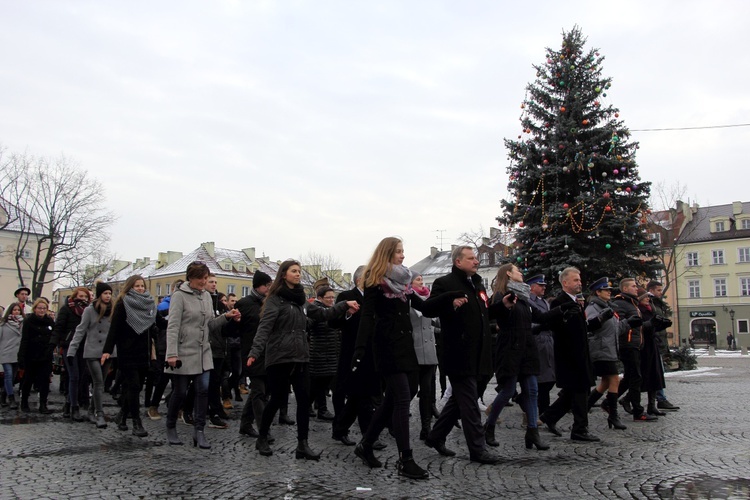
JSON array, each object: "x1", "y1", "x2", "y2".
[
  {"x1": 741, "y1": 277, "x2": 750, "y2": 296},
  {"x1": 740, "y1": 248, "x2": 750, "y2": 263},
  {"x1": 156, "y1": 283, "x2": 162, "y2": 296},
  {"x1": 687, "y1": 252, "x2": 699, "y2": 267},
  {"x1": 494, "y1": 251, "x2": 503, "y2": 263},
  {"x1": 480, "y1": 253, "x2": 489, "y2": 266},
  {"x1": 241, "y1": 286, "x2": 250, "y2": 297},
  {"x1": 712, "y1": 249, "x2": 725, "y2": 265},
  {"x1": 647, "y1": 232, "x2": 662, "y2": 245},
  {"x1": 166, "y1": 283, "x2": 171, "y2": 295},
  {"x1": 223, "y1": 263, "x2": 232, "y2": 271},
  {"x1": 227, "y1": 284, "x2": 235, "y2": 294},
  {"x1": 738, "y1": 319, "x2": 749, "y2": 335},
  {"x1": 715, "y1": 221, "x2": 725, "y2": 232},
  {"x1": 742, "y1": 219, "x2": 750, "y2": 230},
  {"x1": 714, "y1": 278, "x2": 727, "y2": 297},
  {"x1": 238, "y1": 264, "x2": 245, "y2": 272},
  {"x1": 18, "y1": 249, "x2": 31, "y2": 258},
  {"x1": 688, "y1": 280, "x2": 701, "y2": 298}
]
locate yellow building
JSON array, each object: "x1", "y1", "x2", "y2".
[{"x1": 675, "y1": 201, "x2": 750, "y2": 349}]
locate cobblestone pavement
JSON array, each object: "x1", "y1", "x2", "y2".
[{"x1": 2, "y1": 356, "x2": 750, "y2": 499}]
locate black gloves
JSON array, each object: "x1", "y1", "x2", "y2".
[
  {"x1": 652, "y1": 315, "x2": 673, "y2": 331},
  {"x1": 598, "y1": 308, "x2": 614, "y2": 322},
  {"x1": 625, "y1": 316, "x2": 643, "y2": 329}
]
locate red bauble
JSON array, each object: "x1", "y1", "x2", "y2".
[
  {"x1": 563, "y1": 203, "x2": 569, "y2": 209},
  {"x1": 560, "y1": 106, "x2": 566, "y2": 112},
  {"x1": 615, "y1": 113, "x2": 620, "y2": 118},
  {"x1": 519, "y1": 222, "x2": 525, "y2": 228},
  {"x1": 625, "y1": 187, "x2": 632, "y2": 193},
  {"x1": 605, "y1": 205, "x2": 612, "y2": 212},
  {"x1": 543, "y1": 159, "x2": 549, "y2": 165},
  {"x1": 603, "y1": 192, "x2": 611, "y2": 199},
  {"x1": 582, "y1": 119, "x2": 589, "y2": 125}
]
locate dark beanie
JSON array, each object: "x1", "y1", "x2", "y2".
[
  {"x1": 253, "y1": 271, "x2": 272, "y2": 288},
  {"x1": 95, "y1": 281, "x2": 113, "y2": 298}
]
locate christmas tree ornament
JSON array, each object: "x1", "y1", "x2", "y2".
[{"x1": 605, "y1": 244, "x2": 611, "y2": 249}]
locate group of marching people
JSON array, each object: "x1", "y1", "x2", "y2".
[{"x1": 0, "y1": 236, "x2": 681, "y2": 480}]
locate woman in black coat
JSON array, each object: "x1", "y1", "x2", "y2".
[
  {"x1": 483, "y1": 263, "x2": 558, "y2": 451},
  {"x1": 637, "y1": 289, "x2": 668, "y2": 417},
  {"x1": 18, "y1": 299, "x2": 55, "y2": 413},
  {"x1": 101, "y1": 275, "x2": 156, "y2": 438},
  {"x1": 352, "y1": 237, "x2": 454, "y2": 480}
]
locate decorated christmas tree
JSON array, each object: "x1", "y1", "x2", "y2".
[{"x1": 498, "y1": 26, "x2": 660, "y2": 287}]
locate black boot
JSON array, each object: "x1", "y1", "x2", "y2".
[
  {"x1": 166, "y1": 426, "x2": 182, "y2": 445},
  {"x1": 8, "y1": 395, "x2": 19, "y2": 410},
  {"x1": 115, "y1": 410, "x2": 128, "y2": 431},
  {"x1": 71, "y1": 406, "x2": 85, "y2": 422},
  {"x1": 606, "y1": 393, "x2": 627, "y2": 430},
  {"x1": 278, "y1": 407, "x2": 295, "y2": 425},
  {"x1": 295, "y1": 439, "x2": 321, "y2": 460},
  {"x1": 397, "y1": 449, "x2": 429, "y2": 480},
  {"x1": 95, "y1": 412, "x2": 107, "y2": 429},
  {"x1": 132, "y1": 418, "x2": 148, "y2": 437},
  {"x1": 524, "y1": 427, "x2": 550, "y2": 450},
  {"x1": 647, "y1": 392, "x2": 666, "y2": 416},
  {"x1": 256, "y1": 435, "x2": 273, "y2": 456},
  {"x1": 38, "y1": 400, "x2": 52, "y2": 414},
  {"x1": 484, "y1": 423, "x2": 499, "y2": 447},
  {"x1": 239, "y1": 421, "x2": 259, "y2": 437},
  {"x1": 0, "y1": 391, "x2": 6, "y2": 407},
  {"x1": 62, "y1": 402, "x2": 71, "y2": 418},
  {"x1": 193, "y1": 429, "x2": 210, "y2": 449},
  {"x1": 587, "y1": 389, "x2": 604, "y2": 410},
  {"x1": 20, "y1": 397, "x2": 30, "y2": 413},
  {"x1": 354, "y1": 441, "x2": 382, "y2": 468}
]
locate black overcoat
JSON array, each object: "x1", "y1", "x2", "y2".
[{"x1": 549, "y1": 292, "x2": 594, "y2": 390}]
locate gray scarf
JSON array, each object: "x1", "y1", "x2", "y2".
[
  {"x1": 382, "y1": 264, "x2": 413, "y2": 302},
  {"x1": 507, "y1": 281, "x2": 531, "y2": 302},
  {"x1": 123, "y1": 289, "x2": 156, "y2": 335}
]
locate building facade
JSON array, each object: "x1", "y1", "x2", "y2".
[{"x1": 674, "y1": 201, "x2": 750, "y2": 349}]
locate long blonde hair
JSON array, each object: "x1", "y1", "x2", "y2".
[
  {"x1": 113, "y1": 275, "x2": 145, "y2": 310},
  {"x1": 363, "y1": 237, "x2": 402, "y2": 288}
]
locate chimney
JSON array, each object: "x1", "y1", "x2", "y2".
[
  {"x1": 242, "y1": 247, "x2": 256, "y2": 261},
  {"x1": 481, "y1": 237, "x2": 490, "y2": 246},
  {"x1": 430, "y1": 246, "x2": 438, "y2": 258},
  {"x1": 202, "y1": 242, "x2": 215, "y2": 258},
  {"x1": 490, "y1": 227, "x2": 500, "y2": 239},
  {"x1": 733, "y1": 201, "x2": 743, "y2": 216}
]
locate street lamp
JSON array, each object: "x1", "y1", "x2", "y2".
[{"x1": 730, "y1": 308, "x2": 737, "y2": 349}]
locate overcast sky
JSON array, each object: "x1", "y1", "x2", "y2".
[{"x1": 1, "y1": 1, "x2": 748, "y2": 273}]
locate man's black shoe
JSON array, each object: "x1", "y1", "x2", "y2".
[
  {"x1": 657, "y1": 400, "x2": 680, "y2": 411},
  {"x1": 371, "y1": 440, "x2": 387, "y2": 450},
  {"x1": 470, "y1": 450, "x2": 501, "y2": 464},
  {"x1": 332, "y1": 433, "x2": 356, "y2": 446},
  {"x1": 539, "y1": 415, "x2": 562, "y2": 437},
  {"x1": 570, "y1": 431, "x2": 601, "y2": 442},
  {"x1": 424, "y1": 437, "x2": 456, "y2": 457},
  {"x1": 239, "y1": 423, "x2": 259, "y2": 437}
]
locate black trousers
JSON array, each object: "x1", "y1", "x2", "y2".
[
  {"x1": 417, "y1": 365, "x2": 437, "y2": 429},
  {"x1": 537, "y1": 381, "x2": 555, "y2": 415},
  {"x1": 222, "y1": 346, "x2": 243, "y2": 399},
  {"x1": 120, "y1": 365, "x2": 147, "y2": 421},
  {"x1": 240, "y1": 375, "x2": 267, "y2": 427},
  {"x1": 428, "y1": 374, "x2": 485, "y2": 457},
  {"x1": 310, "y1": 374, "x2": 334, "y2": 412},
  {"x1": 618, "y1": 347, "x2": 644, "y2": 416},
  {"x1": 21, "y1": 360, "x2": 52, "y2": 405},
  {"x1": 363, "y1": 371, "x2": 417, "y2": 452},
  {"x1": 208, "y1": 357, "x2": 224, "y2": 417},
  {"x1": 260, "y1": 362, "x2": 310, "y2": 440},
  {"x1": 542, "y1": 388, "x2": 589, "y2": 434}
]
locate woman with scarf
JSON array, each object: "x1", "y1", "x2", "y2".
[
  {"x1": 164, "y1": 264, "x2": 239, "y2": 449},
  {"x1": 0, "y1": 303, "x2": 24, "y2": 410},
  {"x1": 18, "y1": 299, "x2": 55, "y2": 413},
  {"x1": 101, "y1": 275, "x2": 156, "y2": 437},
  {"x1": 52, "y1": 286, "x2": 91, "y2": 422},
  {"x1": 68, "y1": 282, "x2": 114, "y2": 429},
  {"x1": 483, "y1": 263, "x2": 564, "y2": 451},
  {"x1": 352, "y1": 237, "x2": 458, "y2": 480},
  {"x1": 248, "y1": 259, "x2": 358, "y2": 460},
  {"x1": 409, "y1": 272, "x2": 438, "y2": 441}
]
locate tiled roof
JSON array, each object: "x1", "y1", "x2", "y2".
[
  {"x1": 677, "y1": 202, "x2": 750, "y2": 244},
  {"x1": 410, "y1": 250, "x2": 454, "y2": 277}
]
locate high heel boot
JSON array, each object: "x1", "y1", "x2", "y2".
[
  {"x1": 193, "y1": 429, "x2": 211, "y2": 449},
  {"x1": 354, "y1": 441, "x2": 382, "y2": 468},
  {"x1": 256, "y1": 435, "x2": 273, "y2": 456},
  {"x1": 587, "y1": 389, "x2": 604, "y2": 410},
  {"x1": 397, "y1": 449, "x2": 429, "y2": 480},
  {"x1": 524, "y1": 427, "x2": 550, "y2": 450},
  {"x1": 166, "y1": 426, "x2": 182, "y2": 445},
  {"x1": 295, "y1": 439, "x2": 321, "y2": 460},
  {"x1": 484, "y1": 422, "x2": 499, "y2": 447},
  {"x1": 606, "y1": 393, "x2": 627, "y2": 430},
  {"x1": 647, "y1": 392, "x2": 666, "y2": 416},
  {"x1": 132, "y1": 418, "x2": 148, "y2": 437}
]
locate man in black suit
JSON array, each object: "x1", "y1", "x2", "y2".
[
  {"x1": 539, "y1": 266, "x2": 600, "y2": 442},
  {"x1": 422, "y1": 246, "x2": 501, "y2": 464}
]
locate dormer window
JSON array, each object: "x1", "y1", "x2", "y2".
[
  {"x1": 715, "y1": 221, "x2": 725, "y2": 232},
  {"x1": 223, "y1": 263, "x2": 231, "y2": 271}
]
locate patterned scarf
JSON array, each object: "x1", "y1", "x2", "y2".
[
  {"x1": 412, "y1": 285, "x2": 430, "y2": 298},
  {"x1": 382, "y1": 264, "x2": 413, "y2": 302},
  {"x1": 123, "y1": 289, "x2": 156, "y2": 334},
  {"x1": 507, "y1": 280, "x2": 531, "y2": 302},
  {"x1": 68, "y1": 296, "x2": 89, "y2": 317}
]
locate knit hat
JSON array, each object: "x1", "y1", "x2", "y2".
[
  {"x1": 636, "y1": 287, "x2": 649, "y2": 301},
  {"x1": 95, "y1": 281, "x2": 113, "y2": 298},
  {"x1": 312, "y1": 277, "x2": 329, "y2": 292},
  {"x1": 252, "y1": 271, "x2": 272, "y2": 289}
]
